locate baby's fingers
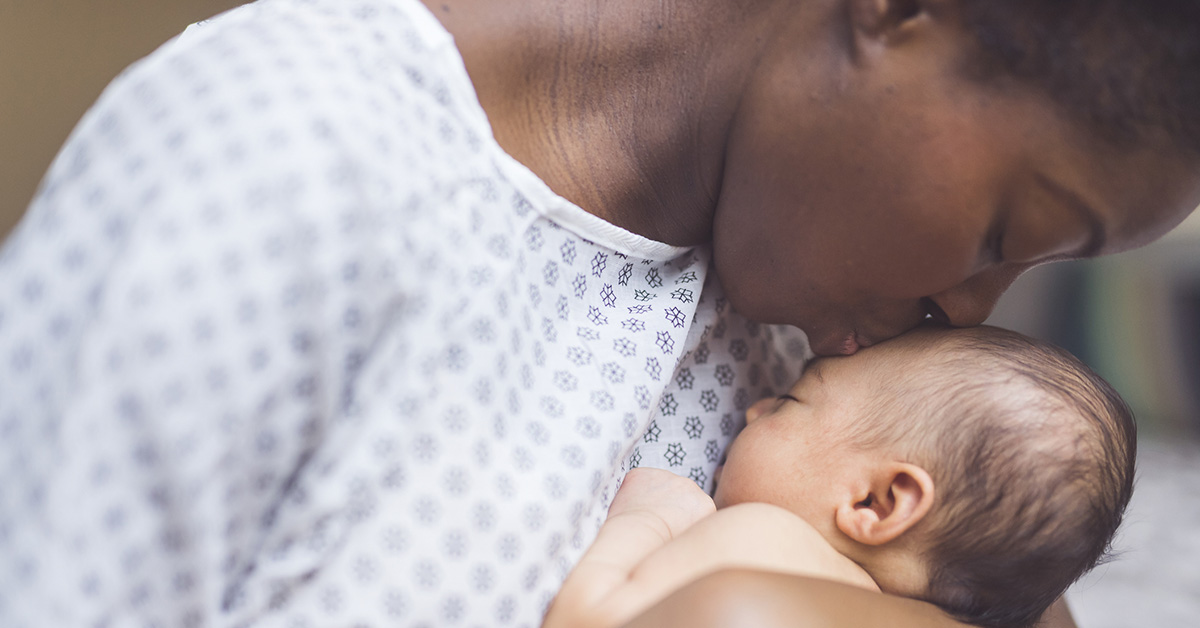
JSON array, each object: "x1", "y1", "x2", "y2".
[{"x1": 610, "y1": 468, "x2": 715, "y2": 535}]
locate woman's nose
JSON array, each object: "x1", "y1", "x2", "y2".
[{"x1": 924, "y1": 264, "x2": 1030, "y2": 327}]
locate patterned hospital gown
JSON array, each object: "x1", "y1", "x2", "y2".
[{"x1": 0, "y1": 0, "x2": 810, "y2": 626}]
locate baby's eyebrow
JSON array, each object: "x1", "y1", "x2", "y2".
[{"x1": 800, "y1": 359, "x2": 825, "y2": 383}]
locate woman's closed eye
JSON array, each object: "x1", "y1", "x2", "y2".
[{"x1": 989, "y1": 227, "x2": 1007, "y2": 264}]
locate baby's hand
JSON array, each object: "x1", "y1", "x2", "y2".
[{"x1": 609, "y1": 468, "x2": 716, "y2": 540}]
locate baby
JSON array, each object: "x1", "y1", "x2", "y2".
[{"x1": 544, "y1": 324, "x2": 1135, "y2": 628}]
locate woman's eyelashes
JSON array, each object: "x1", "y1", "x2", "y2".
[
  {"x1": 986, "y1": 223, "x2": 1007, "y2": 265},
  {"x1": 777, "y1": 394, "x2": 801, "y2": 404}
]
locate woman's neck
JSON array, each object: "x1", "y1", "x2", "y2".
[{"x1": 421, "y1": 0, "x2": 788, "y2": 245}]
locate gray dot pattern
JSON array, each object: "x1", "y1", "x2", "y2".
[{"x1": 0, "y1": 0, "x2": 810, "y2": 626}]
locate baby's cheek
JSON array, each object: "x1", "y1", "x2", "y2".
[{"x1": 712, "y1": 458, "x2": 766, "y2": 507}]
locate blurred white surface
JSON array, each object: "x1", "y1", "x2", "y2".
[
  {"x1": 1068, "y1": 438, "x2": 1200, "y2": 628},
  {"x1": 1162, "y1": 206, "x2": 1200, "y2": 243}
]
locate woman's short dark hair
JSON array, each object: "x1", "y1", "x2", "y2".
[{"x1": 959, "y1": 0, "x2": 1200, "y2": 156}]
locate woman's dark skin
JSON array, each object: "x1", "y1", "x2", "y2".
[
  {"x1": 428, "y1": 0, "x2": 1200, "y2": 357},
  {"x1": 622, "y1": 571, "x2": 1078, "y2": 628},
  {"x1": 423, "y1": 0, "x2": 1199, "y2": 624}
]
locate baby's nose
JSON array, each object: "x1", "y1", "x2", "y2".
[{"x1": 745, "y1": 397, "x2": 777, "y2": 424}]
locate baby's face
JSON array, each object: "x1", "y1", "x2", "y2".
[{"x1": 712, "y1": 330, "x2": 931, "y2": 518}]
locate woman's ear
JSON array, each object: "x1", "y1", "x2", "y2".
[
  {"x1": 848, "y1": 0, "x2": 952, "y2": 45},
  {"x1": 834, "y1": 462, "x2": 934, "y2": 546}
]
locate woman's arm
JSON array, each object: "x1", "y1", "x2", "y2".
[
  {"x1": 622, "y1": 569, "x2": 969, "y2": 628},
  {"x1": 621, "y1": 571, "x2": 1082, "y2": 628}
]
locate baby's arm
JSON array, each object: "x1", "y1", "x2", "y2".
[
  {"x1": 543, "y1": 468, "x2": 717, "y2": 628},
  {"x1": 543, "y1": 468, "x2": 879, "y2": 628}
]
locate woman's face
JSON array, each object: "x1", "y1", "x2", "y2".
[{"x1": 712, "y1": 11, "x2": 1200, "y2": 356}]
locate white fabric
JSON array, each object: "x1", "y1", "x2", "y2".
[{"x1": 0, "y1": 0, "x2": 810, "y2": 626}]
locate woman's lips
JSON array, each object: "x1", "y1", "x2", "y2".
[
  {"x1": 833, "y1": 330, "x2": 879, "y2": 355},
  {"x1": 810, "y1": 332, "x2": 855, "y2": 356}
]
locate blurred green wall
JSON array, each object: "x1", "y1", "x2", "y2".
[
  {"x1": 1, "y1": 0, "x2": 243, "y2": 239},
  {"x1": 989, "y1": 214, "x2": 1200, "y2": 440}
]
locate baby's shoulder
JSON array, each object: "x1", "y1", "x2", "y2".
[
  {"x1": 697, "y1": 503, "x2": 880, "y2": 592},
  {"x1": 705, "y1": 502, "x2": 828, "y2": 544}
]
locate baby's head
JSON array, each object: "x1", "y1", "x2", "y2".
[{"x1": 713, "y1": 324, "x2": 1135, "y2": 628}]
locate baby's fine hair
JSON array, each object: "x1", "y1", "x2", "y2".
[
  {"x1": 853, "y1": 325, "x2": 1136, "y2": 628},
  {"x1": 959, "y1": 0, "x2": 1200, "y2": 156}
]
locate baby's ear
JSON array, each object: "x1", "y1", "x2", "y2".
[{"x1": 834, "y1": 462, "x2": 934, "y2": 546}]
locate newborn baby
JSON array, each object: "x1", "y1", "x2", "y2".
[{"x1": 544, "y1": 324, "x2": 1135, "y2": 628}]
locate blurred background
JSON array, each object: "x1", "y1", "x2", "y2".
[
  {"x1": 988, "y1": 221, "x2": 1200, "y2": 628},
  {"x1": 2, "y1": 2, "x2": 1198, "y2": 626},
  {"x1": 0, "y1": 0, "x2": 242, "y2": 238}
]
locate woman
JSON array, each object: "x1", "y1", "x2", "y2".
[{"x1": 0, "y1": 0, "x2": 1196, "y2": 626}]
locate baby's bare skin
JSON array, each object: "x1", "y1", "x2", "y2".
[{"x1": 542, "y1": 468, "x2": 877, "y2": 628}]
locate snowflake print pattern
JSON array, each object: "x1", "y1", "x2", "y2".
[
  {"x1": 655, "y1": 331, "x2": 675, "y2": 354},
  {"x1": 618, "y1": 263, "x2": 633, "y2": 286},
  {"x1": 664, "y1": 443, "x2": 686, "y2": 467},
  {"x1": 586, "y1": 306, "x2": 608, "y2": 326},
  {"x1": 664, "y1": 307, "x2": 687, "y2": 329},
  {"x1": 658, "y1": 392, "x2": 678, "y2": 416},
  {"x1": 645, "y1": 357, "x2": 663, "y2": 381},
  {"x1": 601, "y1": 363, "x2": 626, "y2": 384},
  {"x1": 526, "y1": 226, "x2": 545, "y2": 250},
  {"x1": 714, "y1": 364, "x2": 736, "y2": 386},
  {"x1": 704, "y1": 440, "x2": 721, "y2": 463},
  {"x1": 591, "y1": 252, "x2": 608, "y2": 277},
  {"x1": 600, "y1": 284, "x2": 616, "y2": 307},
  {"x1": 720, "y1": 413, "x2": 738, "y2": 437},
  {"x1": 645, "y1": 268, "x2": 663, "y2": 288},
  {"x1": 670, "y1": 288, "x2": 694, "y2": 304},
  {"x1": 643, "y1": 421, "x2": 662, "y2": 443}
]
